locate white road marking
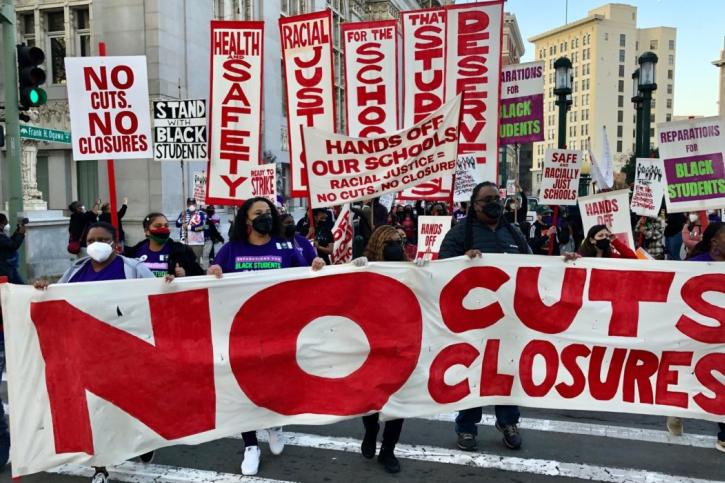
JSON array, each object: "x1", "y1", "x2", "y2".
[
  {"x1": 51, "y1": 460, "x2": 298, "y2": 483},
  {"x1": 427, "y1": 412, "x2": 715, "y2": 449}
]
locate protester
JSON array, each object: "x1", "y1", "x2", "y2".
[
  {"x1": 664, "y1": 211, "x2": 686, "y2": 260},
  {"x1": 639, "y1": 214, "x2": 665, "y2": 260},
  {"x1": 99, "y1": 197, "x2": 128, "y2": 245},
  {"x1": 207, "y1": 197, "x2": 324, "y2": 476},
  {"x1": 577, "y1": 225, "x2": 637, "y2": 259},
  {"x1": 34, "y1": 222, "x2": 156, "y2": 483},
  {"x1": 681, "y1": 212, "x2": 703, "y2": 259},
  {"x1": 280, "y1": 213, "x2": 317, "y2": 265},
  {"x1": 312, "y1": 208, "x2": 333, "y2": 264},
  {"x1": 504, "y1": 185, "x2": 528, "y2": 225},
  {"x1": 67, "y1": 199, "x2": 100, "y2": 255},
  {"x1": 666, "y1": 221, "x2": 724, "y2": 452},
  {"x1": 176, "y1": 198, "x2": 206, "y2": 262},
  {"x1": 372, "y1": 197, "x2": 389, "y2": 228},
  {"x1": 0, "y1": 214, "x2": 26, "y2": 284},
  {"x1": 439, "y1": 181, "x2": 530, "y2": 451},
  {"x1": 452, "y1": 202, "x2": 468, "y2": 223},
  {"x1": 556, "y1": 214, "x2": 576, "y2": 255},
  {"x1": 356, "y1": 225, "x2": 411, "y2": 473},
  {"x1": 429, "y1": 202, "x2": 448, "y2": 217},
  {"x1": 124, "y1": 213, "x2": 203, "y2": 278},
  {"x1": 400, "y1": 205, "x2": 417, "y2": 244},
  {"x1": 388, "y1": 205, "x2": 403, "y2": 225},
  {"x1": 528, "y1": 205, "x2": 556, "y2": 255},
  {"x1": 202, "y1": 205, "x2": 225, "y2": 269}
]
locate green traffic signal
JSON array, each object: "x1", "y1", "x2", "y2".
[
  {"x1": 29, "y1": 89, "x2": 39, "y2": 104},
  {"x1": 17, "y1": 44, "x2": 47, "y2": 108}
]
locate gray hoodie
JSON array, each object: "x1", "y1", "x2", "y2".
[{"x1": 59, "y1": 255, "x2": 155, "y2": 283}]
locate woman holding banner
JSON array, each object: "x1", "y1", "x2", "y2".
[
  {"x1": 577, "y1": 225, "x2": 637, "y2": 259},
  {"x1": 280, "y1": 213, "x2": 317, "y2": 265},
  {"x1": 207, "y1": 197, "x2": 324, "y2": 476}
]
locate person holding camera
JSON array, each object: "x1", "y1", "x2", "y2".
[{"x1": 0, "y1": 213, "x2": 27, "y2": 284}]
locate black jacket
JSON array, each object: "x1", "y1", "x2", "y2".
[
  {"x1": 124, "y1": 239, "x2": 204, "y2": 276},
  {"x1": 0, "y1": 231, "x2": 24, "y2": 283},
  {"x1": 69, "y1": 211, "x2": 98, "y2": 246},
  {"x1": 439, "y1": 217, "x2": 531, "y2": 258},
  {"x1": 99, "y1": 204, "x2": 127, "y2": 242}
]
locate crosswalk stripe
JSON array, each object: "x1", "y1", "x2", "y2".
[
  {"x1": 50, "y1": 461, "x2": 298, "y2": 483},
  {"x1": 426, "y1": 412, "x2": 714, "y2": 448},
  {"x1": 252, "y1": 431, "x2": 720, "y2": 483}
]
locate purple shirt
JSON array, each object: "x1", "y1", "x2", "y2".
[
  {"x1": 214, "y1": 238, "x2": 305, "y2": 273},
  {"x1": 69, "y1": 256, "x2": 126, "y2": 283},
  {"x1": 135, "y1": 241, "x2": 172, "y2": 277},
  {"x1": 293, "y1": 234, "x2": 317, "y2": 265},
  {"x1": 689, "y1": 252, "x2": 715, "y2": 262}
]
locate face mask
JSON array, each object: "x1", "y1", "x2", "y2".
[
  {"x1": 188, "y1": 205, "x2": 197, "y2": 212},
  {"x1": 283, "y1": 224, "x2": 296, "y2": 239},
  {"x1": 595, "y1": 238, "x2": 611, "y2": 251},
  {"x1": 148, "y1": 227, "x2": 171, "y2": 244},
  {"x1": 1, "y1": 225, "x2": 8, "y2": 235},
  {"x1": 251, "y1": 214, "x2": 273, "y2": 235},
  {"x1": 383, "y1": 241, "x2": 406, "y2": 261},
  {"x1": 481, "y1": 201, "x2": 503, "y2": 220},
  {"x1": 87, "y1": 242, "x2": 114, "y2": 263},
  {"x1": 80, "y1": 206, "x2": 86, "y2": 213},
  {"x1": 688, "y1": 214, "x2": 699, "y2": 223}
]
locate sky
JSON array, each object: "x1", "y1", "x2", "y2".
[{"x1": 467, "y1": 0, "x2": 724, "y2": 117}]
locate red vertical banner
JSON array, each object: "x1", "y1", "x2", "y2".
[
  {"x1": 399, "y1": 7, "x2": 451, "y2": 201},
  {"x1": 445, "y1": 0, "x2": 504, "y2": 184},
  {"x1": 206, "y1": 21, "x2": 264, "y2": 205},
  {"x1": 280, "y1": 10, "x2": 336, "y2": 198},
  {"x1": 342, "y1": 20, "x2": 399, "y2": 137}
]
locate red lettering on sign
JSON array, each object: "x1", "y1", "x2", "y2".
[
  {"x1": 479, "y1": 339, "x2": 513, "y2": 396},
  {"x1": 693, "y1": 353, "x2": 725, "y2": 415},
  {"x1": 439, "y1": 266, "x2": 509, "y2": 332},
  {"x1": 519, "y1": 340, "x2": 559, "y2": 397},
  {"x1": 676, "y1": 274, "x2": 725, "y2": 343},
  {"x1": 428, "y1": 343, "x2": 478, "y2": 404},
  {"x1": 514, "y1": 267, "x2": 586, "y2": 334}
]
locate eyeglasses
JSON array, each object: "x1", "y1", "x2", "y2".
[{"x1": 473, "y1": 196, "x2": 500, "y2": 206}]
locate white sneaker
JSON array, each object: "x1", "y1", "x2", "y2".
[
  {"x1": 666, "y1": 416, "x2": 683, "y2": 436},
  {"x1": 241, "y1": 445, "x2": 261, "y2": 476},
  {"x1": 716, "y1": 439, "x2": 725, "y2": 453},
  {"x1": 91, "y1": 471, "x2": 109, "y2": 483},
  {"x1": 267, "y1": 427, "x2": 285, "y2": 456}
]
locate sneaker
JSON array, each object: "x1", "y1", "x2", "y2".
[
  {"x1": 139, "y1": 451, "x2": 155, "y2": 463},
  {"x1": 377, "y1": 447, "x2": 401, "y2": 473},
  {"x1": 361, "y1": 427, "x2": 378, "y2": 459},
  {"x1": 495, "y1": 422, "x2": 522, "y2": 449},
  {"x1": 91, "y1": 471, "x2": 109, "y2": 483},
  {"x1": 267, "y1": 427, "x2": 285, "y2": 456},
  {"x1": 456, "y1": 432, "x2": 478, "y2": 451},
  {"x1": 241, "y1": 445, "x2": 261, "y2": 476},
  {"x1": 666, "y1": 417, "x2": 683, "y2": 436},
  {"x1": 716, "y1": 439, "x2": 725, "y2": 453}
]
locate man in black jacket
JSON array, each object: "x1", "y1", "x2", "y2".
[
  {"x1": 439, "y1": 181, "x2": 530, "y2": 452},
  {"x1": 0, "y1": 214, "x2": 26, "y2": 284}
]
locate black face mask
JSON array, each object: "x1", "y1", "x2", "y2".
[
  {"x1": 283, "y1": 224, "x2": 296, "y2": 239},
  {"x1": 252, "y1": 214, "x2": 274, "y2": 235},
  {"x1": 481, "y1": 201, "x2": 503, "y2": 220},
  {"x1": 595, "y1": 238, "x2": 611, "y2": 250},
  {"x1": 383, "y1": 241, "x2": 406, "y2": 261}
]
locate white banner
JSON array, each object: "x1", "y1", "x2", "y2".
[
  {"x1": 280, "y1": 11, "x2": 336, "y2": 197},
  {"x1": 453, "y1": 154, "x2": 481, "y2": 202},
  {"x1": 207, "y1": 21, "x2": 264, "y2": 205},
  {"x1": 193, "y1": 171, "x2": 207, "y2": 205},
  {"x1": 656, "y1": 116, "x2": 725, "y2": 213},
  {"x1": 631, "y1": 158, "x2": 665, "y2": 217},
  {"x1": 342, "y1": 20, "x2": 398, "y2": 137},
  {"x1": 65, "y1": 56, "x2": 153, "y2": 160},
  {"x1": 330, "y1": 204, "x2": 354, "y2": 264},
  {"x1": 445, "y1": 0, "x2": 504, "y2": 183},
  {"x1": 415, "y1": 216, "x2": 452, "y2": 260},
  {"x1": 3, "y1": 256, "x2": 723, "y2": 477},
  {"x1": 304, "y1": 95, "x2": 462, "y2": 208},
  {"x1": 152, "y1": 100, "x2": 207, "y2": 161},
  {"x1": 399, "y1": 7, "x2": 452, "y2": 201},
  {"x1": 539, "y1": 149, "x2": 583, "y2": 206},
  {"x1": 579, "y1": 190, "x2": 635, "y2": 249}
]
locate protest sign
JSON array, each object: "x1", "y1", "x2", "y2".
[
  {"x1": 65, "y1": 56, "x2": 152, "y2": 160},
  {"x1": 152, "y1": 100, "x2": 207, "y2": 161},
  {"x1": 657, "y1": 116, "x2": 725, "y2": 212},
  {"x1": 193, "y1": 171, "x2": 207, "y2": 205},
  {"x1": 579, "y1": 190, "x2": 635, "y2": 249},
  {"x1": 280, "y1": 11, "x2": 336, "y2": 197},
  {"x1": 330, "y1": 204, "x2": 354, "y2": 264},
  {"x1": 342, "y1": 20, "x2": 398, "y2": 137},
  {"x1": 378, "y1": 193, "x2": 395, "y2": 211},
  {"x1": 445, "y1": 0, "x2": 504, "y2": 183},
  {"x1": 246, "y1": 165, "x2": 277, "y2": 203},
  {"x1": 399, "y1": 7, "x2": 452, "y2": 201},
  {"x1": 303, "y1": 95, "x2": 461, "y2": 208},
  {"x1": 506, "y1": 179, "x2": 516, "y2": 196},
  {"x1": 4, "y1": 256, "x2": 723, "y2": 477},
  {"x1": 453, "y1": 154, "x2": 481, "y2": 202},
  {"x1": 415, "y1": 216, "x2": 452, "y2": 260},
  {"x1": 500, "y1": 61, "x2": 544, "y2": 144},
  {"x1": 630, "y1": 158, "x2": 665, "y2": 217},
  {"x1": 206, "y1": 21, "x2": 264, "y2": 205},
  {"x1": 539, "y1": 149, "x2": 583, "y2": 206}
]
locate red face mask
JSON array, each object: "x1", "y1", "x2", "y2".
[{"x1": 150, "y1": 226, "x2": 171, "y2": 236}]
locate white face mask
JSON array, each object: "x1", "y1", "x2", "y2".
[
  {"x1": 2, "y1": 225, "x2": 9, "y2": 235},
  {"x1": 688, "y1": 214, "x2": 699, "y2": 223},
  {"x1": 188, "y1": 205, "x2": 197, "y2": 212},
  {"x1": 87, "y1": 242, "x2": 114, "y2": 263}
]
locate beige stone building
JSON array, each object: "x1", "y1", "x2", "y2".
[
  {"x1": 714, "y1": 37, "x2": 725, "y2": 119},
  {"x1": 529, "y1": 3, "x2": 676, "y2": 193}
]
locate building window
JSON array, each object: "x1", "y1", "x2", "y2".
[
  {"x1": 667, "y1": 98, "x2": 672, "y2": 109},
  {"x1": 650, "y1": 39, "x2": 658, "y2": 50},
  {"x1": 617, "y1": 140, "x2": 623, "y2": 152},
  {"x1": 669, "y1": 39, "x2": 675, "y2": 50},
  {"x1": 619, "y1": 34, "x2": 625, "y2": 47},
  {"x1": 618, "y1": 65, "x2": 624, "y2": 77},
  {"x1": 666, "y1": 113, "x2": 672, "y2": 122},
  {"x1": 604, "y1": 32, "x2": 608, "y2": 41},
  {"x1": 46, "y1": 10, "x2": 67, "y2": 84},
  {"x1": 617, "y1": 125, "x2": 623, "y2": 138},
  {"x1": 667, "y1": 84, "x2": 672, "y2": 94},
  {"x1": 618, "y1": 95, "x2": 623, "y2": 107},
  {"x1": 668, "y1": 54, "x2": 674, "y2": 66},
  {"x1": 668, "y1": 69, "x2": 673, "y2": 80},
  {"x1": 74, "y1": 7, "x2": 91, "y2": 57},
  {"x1": 650, "y1": 128, "x2": 654, "y2": 138},
  {"x1": 18, "y1": 13, "x2": 36, "y2": 47},
  {"x1": 651, "y1": 98, "x2": 656, "y2": 108},
  {"x1": 618, "y1": 80, "x2": 624, "y2": 92},
  {"x1": 618, "y1": 111, "x2": 623, "y2": 123},
  {"x1": 619, "y1": 49, "x2": 625, "y2": 62}
]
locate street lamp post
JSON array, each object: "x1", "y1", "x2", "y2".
[
  {"x1": 631, "y1": 68, "x2": 644, "y2": 157},
  {"x1": 638, "y1": 52, "x2": 658, "y2": 157},
  {"x1": 554, "y1": 57, "x2": 573, "y2": 149},
  {"x1": 579, "y1": 158, "x2": 592, "y2": 196}
]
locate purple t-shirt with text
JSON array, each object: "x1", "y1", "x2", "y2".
[
  {"x1": 213, "y1": 238, "x2": 305, "y2": 273},
  {"x1": 69, "y1": 256, "x2": 126, "y2": 283},
  {"x1": 135, "y1": 241, "x2": 172, "y2": 277}
]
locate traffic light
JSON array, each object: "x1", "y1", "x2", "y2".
[{"x1": 17, "y1": 44, "x2": 47, "y2": 109}]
